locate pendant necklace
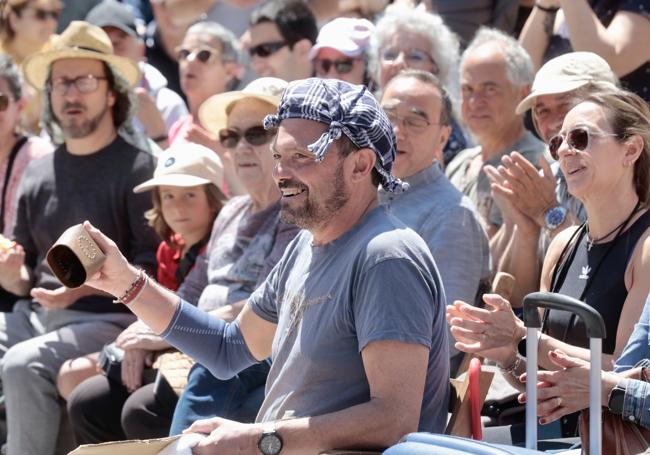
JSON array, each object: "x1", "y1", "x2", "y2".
[{"x1": 585, "y1": 200, "x2": 641, "y2": 251}]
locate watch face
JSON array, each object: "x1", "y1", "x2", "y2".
[
  {"x1": 546, "y1": 206, "x2": 567, "y2": 229},
  {"x1": 259, "y1": 433, "x2": 282, "y2": 455}
]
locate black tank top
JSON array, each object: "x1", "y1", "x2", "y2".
[{"x1": 546, "y1": 210, "x2": 650, "y2": 354}]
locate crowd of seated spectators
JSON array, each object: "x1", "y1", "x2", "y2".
[{"x1": 0, "y1": 0, "x2": 647, "y2": 453}]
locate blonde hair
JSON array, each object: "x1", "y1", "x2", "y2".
[{"x1": 145, "y1": 184, "x2": 223, "y2": 245}]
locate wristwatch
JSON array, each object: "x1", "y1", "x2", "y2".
[
  {"x1": 258, "y1": 424, "x2": 283, "y2": 455},
  {"x1": 607, "y1": 383, "x2": 627, "y2": 415},
  {"x1": 543, "y1": 206, "x2": 567, "y2": 232}
]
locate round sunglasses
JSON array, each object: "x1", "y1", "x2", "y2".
[
  {"x1": 176, "y1": 46, "x2": 220, "y2": 64},
  {"x1": 218, "y1": 126, "x2": 275, "y2": 149},
  {"x1": 548, "y1": 126, "x2": 618, "y2": 160},
  {"x1": 313, "y1": 58, "x2": 357, "y2": 75}
]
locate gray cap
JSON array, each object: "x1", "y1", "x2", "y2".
[{"x1": 86, "y1": 0, "x2": 139, "y2": 37}]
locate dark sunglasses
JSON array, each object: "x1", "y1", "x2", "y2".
[
  {"x1": 219, "y1": 126, "x2": 275, "y2": 148},
  {"x1": 249, "y1": 41, "x2": 288, "y2": 58},
  {"x1": 548, "y1": 126, "x2": 618, "y2": 160},
  {"x1": 33, "y1": 8, "x2": 60, "y2": 21},
  {"x1": 0, "y1": 93, "x2": 9, "y2": 112},
  {"x1": 176, "y1": 46, "x2": 219, "y2": 64},
  {"x1": 314, "y1": 58, "x2": 356, "y2": 75}
]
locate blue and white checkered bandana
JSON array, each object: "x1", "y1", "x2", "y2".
[{"x1": 263, "y1": 78, "x2": 408, "y2": 193}]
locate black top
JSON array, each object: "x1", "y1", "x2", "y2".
[
  {"x1": 14, "y1": 136, "x2": 159, "y2": 313},
  {"x1": 547, "y1": 209, "x2": 650, "y2": 354},
  {"x1": 145, "y1": 22, "x2": 184, "y2": 101},
  {"x1": 544, "y1": 0, "x2": 650, "y2": 102}
]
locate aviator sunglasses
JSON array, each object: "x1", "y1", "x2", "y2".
[
  {"x1": 219, "y1": 126, "x2": 275, "y2": 148},
  {"x1": 314, "y1": 58, "x2": 356, "y2": 75},
  {"x1": 548, "y1": 126, "x2": 618, "y2": 160},
  {"x1": 249, "y1": 41, "x2": 288, "y2": 58}
]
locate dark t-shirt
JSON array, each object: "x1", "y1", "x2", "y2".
[
  {"x1": 544, "y1": 0, "x2": 650, "y2": 102},
  {"x1": 14, "y1": 136, "x2": 159, "y2": 313},
  {"x1": 145, "y1": 23, "x2": 184, "y2": 100}
]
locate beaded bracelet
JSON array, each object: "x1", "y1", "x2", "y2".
[{"x1": 113, "y1": 269, "x2": 148, "y2": 305}]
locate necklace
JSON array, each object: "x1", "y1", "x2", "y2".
[{"x1": 586, "y1": 200, "x2": 641, "y2": 251}]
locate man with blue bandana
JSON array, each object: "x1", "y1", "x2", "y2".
[{"x1": 82, "y1": 78, "x2": 450, "y2": 454}]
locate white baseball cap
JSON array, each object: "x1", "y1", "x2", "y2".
[
  {"x1": 133, "y1": 142, "x2": 226, "y2": 199},
  {"x1": 309, "y1": 17, "x2": 375, "y2": 60},
  {"x1": 516, "y1": 52, "x2": 618, "y2": 114}
]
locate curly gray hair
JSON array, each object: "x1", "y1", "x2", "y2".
[{"x1": 369, "y1": 7, "x2": 460, "y2": 97}]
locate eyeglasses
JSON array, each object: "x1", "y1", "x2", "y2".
[
  {"x1": 380, "y1": 48, "x2": 438, "y2": 74},
  {"x1": 548, "y1": 126, "x2": 619, "y2": 160},
  {"x1": 0, "y1": 93, "x2": 10, "y2": 112},
  {"x1": 219, "y1": 126, "x2": 275, "y2": 148},
  {"x1": 47, "y1": 75, "x2": 108, "y2": 95},
  {"x1": 249, "y1": 41, "x2": 288, "y2": 58},
  {"x1": 176, "y1": 46, "x2": 220, "y2": 64},
  {"x1": 383, "y1": 109, "x2": 433, "y2": 133},
  {"x1": 26, "y1": 7, "x2": 61, "y2": 21},
  {"x1": 314, "y1": 58, "x2": 356, "y2": 75}
]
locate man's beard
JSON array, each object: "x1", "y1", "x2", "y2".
[
  {"x1": 56, "y1": 102, "x2": 110, "y2": 139},
  {"x1": 279, "y1": 159, "x2": 349, "y2": 230}
]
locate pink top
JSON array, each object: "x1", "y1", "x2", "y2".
[
  {"x1": 168, "y1": 115, "x2": 194, "y2": 145},
  {"x1": 1, "y1": 136, "x2": 54, "y2": 236}
]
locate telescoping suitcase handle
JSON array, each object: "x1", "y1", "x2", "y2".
[{"x1": 522, "y1": 292, "x2": 606, "y2": 455}]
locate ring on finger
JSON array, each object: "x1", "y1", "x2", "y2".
[{"x1": 556, "y1": 397, "x2": 562, "y2": 407}]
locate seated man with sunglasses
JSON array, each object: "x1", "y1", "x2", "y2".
[
  {"x1": 309, "y1": 17, "x2": 374, "y2": 86},
  {"x1": 66, "y1": 77, "x2": 300, "y2": 445},
  {"x1": 247, "y1": 0, "x2": 317, "y2": 82}
]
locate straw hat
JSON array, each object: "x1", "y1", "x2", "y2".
[
  {"x1": 133, "y1": 142, "x2": 227, "y2": 199},
  {"x1": 199, "y1": 77, "x2": 288, "y2": 135},
  {"x1": 516, "y1": 52, "x2": 617, "y2": 115},
  {"x1": 22, "y1": 21, "x2": 140, "y2": 90}
]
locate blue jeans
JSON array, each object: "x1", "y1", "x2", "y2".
[{"x1": 169, "y1": 361, "x2": 270, "y2": 435}]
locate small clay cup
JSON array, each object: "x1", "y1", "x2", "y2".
[{"x1": 46, "y1": 224, "x2": 106, "y2": 288}]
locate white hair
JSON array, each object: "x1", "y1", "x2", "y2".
[
  {"x1": 369, "y1": 6, "x2": 460, "y2": 101},
  {"x1": 461, "y1": 27, "x2": 534, "y2": 87}
]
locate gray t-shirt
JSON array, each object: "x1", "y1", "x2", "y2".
[
  {"x1": 446, "y1": 129, "x2": 546, "y2": 227},
  {"x1": 250, "y1": 206, "x2": 450, "y2": 433},
  {"x1": 178, "y1": 196, "x2": 299, "y2": 311}
]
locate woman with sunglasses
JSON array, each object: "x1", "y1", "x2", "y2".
[
  {"x1": 0, "y1": 55, "x2": 52, "y2": 311},
  {"x1": 448, "y1": 88, "x2": 650, "y2": 442},
  {"x1": 369, "y1": 5, "x2": 468, "y2": 165},
  {"x1": 0, "y1": 0, "x2": 60, "y2": 135},
  {"x1": 0, "y1": 0, "x2": 60, "y2": 65},
  {"x1": 167, "y1": 21, "x2": 244, "y2": 195},
  {"x1": 309, "y1": 17, "x2": 374, "y2": 86}
]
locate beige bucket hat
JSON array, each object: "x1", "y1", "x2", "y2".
[
  {"x1": 516, "y1": 52, "x2": 618, "y2": 115},
  {"x1": 22, "y1": 21, "x2": 140, "y2": 90},
  {"x1": 133, "y1": 142, "x2": 227, "y2": 199},
  {"x1": 198, "y1": 77, "x2": 288, "y2": 135}
]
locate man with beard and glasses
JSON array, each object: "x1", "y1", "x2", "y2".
[
  {"x1": 77, "y1": 78, "x2": 450, "y2": 454},
  {"x1": 0, "y1": 21, "x2": 158, "y2": 455}
]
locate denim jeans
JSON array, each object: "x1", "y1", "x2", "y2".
[{"x1": 169, "y1": 360, "x2": 270, "y2": 435}]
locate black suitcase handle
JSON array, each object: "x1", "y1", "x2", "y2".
[{"x1": 522, "y1": 291, "x2": 606, "y2": 339}]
